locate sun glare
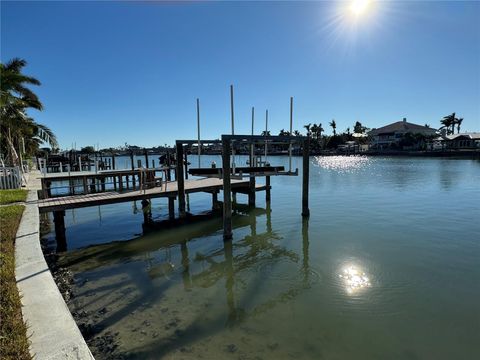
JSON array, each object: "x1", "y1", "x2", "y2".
[{"x1": 350, "y1": 0, "x2": 371, "y2": 17}]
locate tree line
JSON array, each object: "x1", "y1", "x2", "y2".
[{"x1": 1, "y1": 58, "x2": 469, "y2": 164}]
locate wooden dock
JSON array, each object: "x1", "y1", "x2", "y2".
[{"x1": 37, "y1": 178, "x2": 267, "y2": 213}]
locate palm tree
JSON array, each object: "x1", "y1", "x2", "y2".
[
  {"x1": 1, "y1": 58, "x2": 42, "y2": 111},
  {"x1": 1, "y1": 58, "x2": 57, "y2": 165},
  {"x1": 315, "y1": 123, "x2": 324, "y2": 139},
  {"x1": 329, "y1": 119, "x2": 337, "y2": 136},
  {"x1": 456, "y1": 118, "x2": 463, "y2": 134},
  {"x1": 303, "y1": 123, "x2": 312, "y2": 137},
  {"x1": 293, "y1": 130, "x2": 301, "y2": 137},
  {"x1": 440, "y1": 113, "x2": 455, "y2": 135},
  {"x1": 311, "y1": 124, "x2": 318, "y2": 139},
  {"x1": 353, "y1": 121, "x2": 366, "y2": 134}
]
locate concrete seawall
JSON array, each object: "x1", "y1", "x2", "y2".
[{"x1": 15, "y1": 172, "x2": 94, "y2": 359}]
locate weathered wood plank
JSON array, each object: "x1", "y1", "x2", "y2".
[{"x1": 38, "y1": 178, "x2": 259, "y2": 213}]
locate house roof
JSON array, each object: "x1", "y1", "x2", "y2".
[
  {"x1": 369, "y1": 120, "x2": 437, "y2": 136},
  {"x1": 436, "y1": 132, "x2": 480, "y2": 141}
]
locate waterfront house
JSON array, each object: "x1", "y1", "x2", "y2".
[
  {"x1": 432, "y1": 132, "x2": 480, "y2": 150},
  {"x1": 368, "y1": 118, "x2": 437, "y2": 149}
]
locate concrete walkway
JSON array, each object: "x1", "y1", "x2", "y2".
[{"x1": 15, "y1": 171, "x2": 94, "y2": 359}]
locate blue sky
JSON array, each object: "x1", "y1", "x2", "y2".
[{"x1": 2, "y1": 0, "x2": 479, "y2": 149}]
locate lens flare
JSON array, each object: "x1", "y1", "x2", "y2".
[{"x1": 350, "y1": 0, "x2": 371, "y2": 17}]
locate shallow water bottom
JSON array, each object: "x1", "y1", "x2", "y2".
[{"x1": 50, "y1": 156, "x2": 480, "y2": 359}]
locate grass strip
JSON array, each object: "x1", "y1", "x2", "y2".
[
  {"x1": 0, "y1": 190, "x2": 28, "y2": 205},
  {"x1": 0, "y1": 205, "x2": 31, "y2": 360}
]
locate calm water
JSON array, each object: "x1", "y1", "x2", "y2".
[{"x1": 43, "y1": 156, "x2": 480, "y2": 359}]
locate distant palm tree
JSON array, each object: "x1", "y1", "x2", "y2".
[
  {"x1": 329, "y1": 119, "x2": 337, "y2": 136},
  {"x1": 303, "y1": 123, "x2": 312, "y2": 137},
  {"x1": 440, "y1": 113, "x2": 456, "y2": 135},
  {"x1": 316, "y1": 123, "x2": 324, "y2": 139},
  {"x1": 353, "y1": 121, "x2": 366, "y2": 134},
  {"x1": 456, "y1": 118, "x2": 463, "y2": 134},
  {"x1": 425, "y1": 124, "x2": 430, "y2": 128},
  {"x1": 293, "y1": 130, "x2": 301, "y2": 137}
]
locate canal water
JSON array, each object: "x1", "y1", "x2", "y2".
[{"x1": 42, "y1": 155, "x2": 480, "y2": 359}]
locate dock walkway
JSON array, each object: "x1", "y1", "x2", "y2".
[{"x1": 38, "y1": 177, "x2": 266, "y2": 213}]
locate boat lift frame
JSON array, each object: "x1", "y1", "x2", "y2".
[{"x1": 175, "y1": 134, "x2": 310, "y2": 240}]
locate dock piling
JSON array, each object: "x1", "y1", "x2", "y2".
[
  {"x1": 302, "y1": 137, "x2": 310, "y2": 217},
  {"x1": 141, "y1": 199, "x2": 152, "y2": 225},
  {"x1": 266, "y1": 176, "x2": 271, "y2": 202},
  {"x1": 222, "y1": 137, "x2": 233, "y2": 240},
  {"x1": 168, "y1": 197, "x2": 175, "y2": 220},
  {"x1": 176, "y1": 142, "x2": 186, "y2": 217},
  {"x1": 53, "y1": 210, "x2": 67, "y2": 251},
  {"x1": 212, "y1": 191, "x2": 218, "y2": 210}
]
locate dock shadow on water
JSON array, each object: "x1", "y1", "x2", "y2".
[{"x1": 55, "y1": 206, "x2": 320, "y2": 360}]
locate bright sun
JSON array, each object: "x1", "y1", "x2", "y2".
[{"x1": 350, "y1": 0, "x2": 371, "y2": 17}]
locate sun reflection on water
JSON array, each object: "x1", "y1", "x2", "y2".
[
  {"x1": 314, "y1": 155, "x2": 371, "y2": 173},
  {"x1": 339, "y1": 265, "x2": 372, "y2": 294}
]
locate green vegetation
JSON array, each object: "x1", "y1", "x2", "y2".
[
  {"x1": 1, "y1": 58, "x2": 57, "y2": 166},
  {"x1": 0, "y1": 205, "x2": 31, "y2": 360},
  {"x1": 440, "y1": 112, "x2": 463, "y2": 135},
  {"x1": 0, "y1": 189, "x2": 28, "y2": 205}
]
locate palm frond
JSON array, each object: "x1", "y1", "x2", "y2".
[{"x1": 35, "y1": 123, "x2": 58, "y2": 148}]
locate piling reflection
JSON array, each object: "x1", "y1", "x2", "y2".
[{"x1": 59, "y1": 204, "x2": 320, "y2": 358}]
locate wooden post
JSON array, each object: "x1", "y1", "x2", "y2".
[
  {"x1": 118, "y1": 175, "x2": 123, "y2": 192},
  {"x1": 141, "y1": 199, "x2": 152, "y2": 225},
  {"x1": 176, "y1": 142, "x2": 186, "y2": 217},
  {"x1": 230, "y1": 85, "x2": 235, "y2": 135},
  {"x1": 126, "y1": 175, "x2": 130, "y2": 189},
  {"x1": 184, "y1": 149, "x2": 189, "y2": 180},
  {"x1": 197, "y1": 98, "x2": 201, "y2": 168},
  {"x1": 212, "y1": 191, "x2": 218, "y2": 210},
  {"x1": 289, "y1": 96, "x2": 293, "y2": 172},
  {"x1": 113, "y1": 175, "x2": 117, "y2": 191},
  {"x1": 69, "y1": 178, "x2": 75, "y2": 195},
  {"x1": 82, "y1": 176, "x2": 88, "y2": 194},
  {"x1": 101, "y1": 177, "x2": 106, "y2": 191},
  {"x1": 222, "y1": 137, "x2": 233, "y2": 240},
  {"x1": 266, "y1": 176, "x2": 271, "y2": 202},
  {"x1": 130, "y1": 151, "x2": 135, "y2": 170},
  {"x1": 45, "y1": 180, "x2": 52, "y2": 198},
  {"x1": 302, "y1": 137, "x2": 310, "y2": 217},
  {"x1": 249, "y1": 107, "x2": 256, "y2": 207},
  {"x1": 90, "y1": 178, "x2": 96, "y2": 193},
  {"x1": 168, "y1": 197, "x2": 175, "y2": 220},
  {"x1": 144, "y1": 149, "x2": 149, "y2": 168},
  {"x1": 112, "y1": 155, "x2": 116, "y2": 170},
  {"x1": 53, "y1": 210, "x2": 67, "y2": 252}
]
